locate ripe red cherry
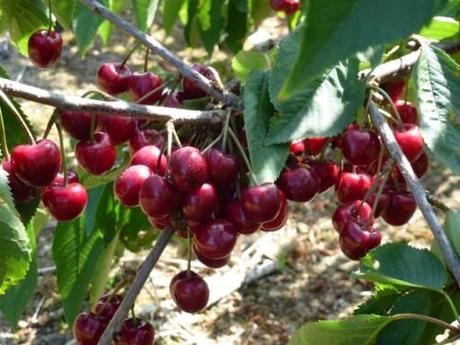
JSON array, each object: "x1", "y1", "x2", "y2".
[
  {"x1": 289, "y1": 139, "x2": 305, "y2": 155},
  {"x1": 304, "y1": 137, "x2": 328, "y2": 155},
  {"x1": 225, "y1": 200, "x2": 260, "y2": 235},
  {"x1": 194, "y1": 219, "x2": 238, "y2": 259},
  {"x1": 129, "y1": 127, "x2": 164, "y2": 153},
  {"x1": 270, "y1": 0, "x2": 300, "y2": 14},
  {"x1": 182, "y1": 64, "x2": 220, "y2": 99},
  {"x1": 339, "y1": 222, "x2": 382, "y2": 260},
  {"x1": 381, "y1": 78, "x2": 406, "y2": 102},
  {"x1": 130, "y1": 145, "x2": 167, "y2": 176},
  {"x1": 382, "y1": 192, "x2": 416, "y2": 226},
  {"x1": 11, "y1": 139, "x2": 61, "y2": 187},
  {"x1": 97, "y1": 115, "x2": 136, "y2": 145},
  {"x1": 169, "y1": 146, "x2": 208, "y2": 192},
  {"x1": 114, "y1": 165, "x2": 152, "y2": 207},
  {"x1": 148, "y1": 215, "x2": 170, "y2": 230},
  {"x1": 262, "y1": 190, "x2": 288, "y2": 231},
  {"x1": 129, "y1": 72, "x2": 163, "y2": 104},
  {"x1": 60, "y1": 111, "x2": 94, "y2": 141},
  {"x1": 309, "y1": 160, "x2": 340, "y2": 193},
  {"x1": 139, "y1": 175, "x2": 180, "y2": 218},
  {"x1": 183, "y1": 183, "x2": 218, "y2": 222},
  {"x1": 332, "y1": 201, "x2": 373, "y2": 233},
  {"x1": 41, "y1": 183, "x2": 88, "y2": 221},
  {"x1": 113, "y1": 318, "x2": 155, "y2": 345},
  {"x1": 97, "y1": 63, "x2": 132, "y2": 95},
  {"x1": 393, "y1": 124, "x2": 424, "y2": 162},
  {"x1": 194, "y1": 246, "x2": 231, "y2": 268},
  {"x1": 75, "y1": 132, "x2": 117, "y2": 176},
  {"x1": 2, "y1": 160, "x2": 36, "y2": 203},
  {"x1": 50, "y1": 170, "x2": 80, "y2": 186},
  {"x1": 170, "y1": 270, "x2": 209, "y2": 313},
  {"x1": 241, "y1": 183, "x2": 282, "y2": 223},
  {"x1": 94, "y1": 294, "x2": 123, "y2": 319},
  {"x1": 395, "y1": 100, "x2": 418, "y2": 124},
  {"x1": 335, "y1": 172, "x2": 371, "y2": 204},
  {"x1": 28, "y1": 30, "x2": 63, "y2": 68},
  {"x1": 204, "y1": 149, "x2": 239, "y2": 185},
  {"x1": 73, "y1": 312, "x2": 109, "y2": 345},
  {"x1": 366, "y1": 192, "x2": 390, "y2": 218},
  {"x1": 162, "y1": 92, "x2": 182, "y2": 107},
  {"x1": 411, "y1": 151, "x2": 429, "y2": 178},
  {"x1": 341, "y1": 129, "x2": 381, "y2": 165},
  {"x1": 278, "y1": 168, "x2": 320, "y2": 202}
]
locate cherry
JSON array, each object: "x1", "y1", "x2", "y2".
[
  {"x1": 411, "y1": 151, "x2": 429, "y2": 178},
  {"x1": 114, "y1": 318, "x2": 155, "y2": 345},
  {"x1": 278, "y1": 168, "x2": 320, "y2": 202},
  {"x1": 73, "y1": 312, "x2": 109, "y2": 345},
  {"x1": 332, "y1": 201, "x2": 373, "y2": 233},
  {"x1": 194, "y1": 219, "x2": 238, "y2": 259},
  {"x1": 309, "y1": 160, "x2": 340, "y2": 193},
  {"x1": 75, "y1": 132, "x2": 117, "y2": 176},
  {"x1": 182, "y1": 64, "x2": 220, "y2": 99},
  {"x1": 382, "y1": 191, "x2": 416, "y2": 226},
  {"x1": 114, "y1": 165, "x2": 152, "y2": 207},
  {"x1": 169, "y1": 146, "x2": 208, "y2": 192},
  {"x1": 270, "y1": 0, "x2": 300, "y2": 14},
  {"x1": 393, "y1": 124, "x2": 424, "y2": 162},
  {"x1": 289, "y1": 139, "x2": 305, "y2": 155},
  {"x1": 204, "y1": 149, "x2": 239, "y2": 186},
  {"x1": 129, "y1": 127, "x2": 164, "y2": 153},
  {"x1": 139, "y1": 175, "x2": 180, "y2": 218},
  {"x1": 341, "y1": 129, "x2": 381, "y2": 165},
  {"x1": 335, "y1": 172, "x2": 371, "y2": 204},
  {"x1": 130, "y1": 145, "x2": 167, "y2": 176},
  {"x1": 97, "y1": 63, "x2": 132, "y2": 95},
  {"x1": 366, "y1": 191, "x2": 391, "y2": 218},
  {"x1": 42, "y1": 182, "x2": 88, "y2": 221},
  {"x1": 50, "y1": 170, "x2": 80, "y2": 186},
  {"x1": 194, "y1": 246, "x2": 231, "y2": 268},
  {"x1": 339, "y1": 222, "x2": 382, "y2": 260},
  {"x1": 60, "y1": 111, "x2": 93, "y2": 141},
  {"x1": 97, "y1": 115, "x2": 136, "y2": 145},
  {"x1": 304, "y1": 137, "x2": 328, "y2": 156},
  {"x1": 170, "y1": 270, "x2": 209, "y2": 313},
  {"x1": 94, "y1": 294, "x2": 123, "y2": 319},
  {"x1": 395, "y1": 100, "x2": 418, "y2": 124},
  {"x1": 183, "y1": 183, "x2": 218, "y2": 222},
  {"x1": 225, "y1": 200, "x2": 260, "y2": 235},
  {"x1": 28, "y1": 30, "x2": 63, "y2": 68},
  {"x1": 261, "y1": 190, "x2": 288, "y2": 231},
  {"x1": 381, "y1": 78, "x2": 406, "y2": 102},
  {"x1": 2, "y1": 160, "x2": 37, "y2": 203},
  {"x1": 148, "y1": 215, "x2": 170, "y2": 230},
  {"x1": 162, "y1": 92, "x2": 182, "y2": 108},
  {"x1": 11, "y1": 139, "x2": 61, "y2": 187},
  {"x1": 241, "y1": 183, "x2": 282, "y2": 223},
  {"x1": 129, "y1": 72, "x2": 163, "y2": 104}
]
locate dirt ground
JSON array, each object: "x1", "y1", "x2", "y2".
[{"x1": 0, "y1": 14, "x2": 459, "y2": 345}]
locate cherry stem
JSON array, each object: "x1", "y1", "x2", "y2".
[
  {"x1": 90, "y1": 113, "x2": 97, "y2": 143},
  {"x1": 55, "y1": 122, "x2": 67, "y2": 185},
  {"x1": 81, "y1": 89, "x2": 117, "y2": 101},
  {"x1": 186, "y1": 227, "x2": 192, "y2": 273},
  {"x1": 366, "y1": 171, "x2": 390, "y2": 229},
  {"x1": 440, "y1": 290, "x2": 460, "y2": 321},
  {"x1": 371, "y1": 86, "x2": 403, "y2": 129},
  {"x1": 143, "y1": 48, "x2": 150, "y2": 73},
  {"x1": 156, "y1": 140, "x2": 166, "y2": 175},
  {"x1": 227, "y1": 127, "x2": 259, "y2": 185},
  {"x1": 134, "y1": 79, "x2": 173, "y2": 105},
  {"x1": 428, "y1": 194, "x2": 451, "y2": 214},
  {"x1": 220, "y1": 109, "x2": 232, "y2": 152},
  {"x1": 391, "y1": 313, "x2": 459, "y2": 333},
  {"x1": 202, "y1": 131, "x2": 223, "y2": 154},
  {"x1": 171, "y1": 124, "x2": 182, "y2": 148},
  {"x1": 47, "y1": 0, "x2": 53, "y2": 31},
  {"x1": 0, "y1": 91, "x2": 35, "y2": 144},
  {"x1": 0, "y1": 108, "x2": 10, "y2": 160},
  {"x1": 130, "y1": 306, "x2": 136, "y2": 320},
  {"x1": 43, "y1": 111, "x2": 57, "y2": 139},
  {"x1": 165, "y1": 120, "x2": 173, "y2": 174},
  {"x1": 358, "y1": 159, "x2": 393, "y2": 211},
  {"x1": 121, "y1": 43, "x2": 141, "y2": 67}
]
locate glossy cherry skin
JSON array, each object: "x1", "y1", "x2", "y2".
[
  {"x1": 41, "y1": 183, "x2": 88, "y2": 221},
  {"x1": 341, "y1": 129, "x2": 381, "y2": 165},
  {"x1": 309, "y1": 160, "x2": 340, "y2": 193},
  {"x1": 261, "y1": 190, "x2": 288, "y2": 231},
  {"x1": 2, "y1": 160, "x2": 36, "y2": 203},
  {"x1": 94, "y1": 294, "x2": 123, "y2": 319},
  {"x1": 97, "y1": 115, "x2": 136, "y2": 145},
  {"x1": 225, "y1": 200, "x2": 260, "y2": 235},
  {"x1": 73, "y1": 312, "x2": 109, "y2": 345},
  {"x1": 204, "y1": 149, "x2": 239, "y2": 186},
  {"x1": 129, "y1": 72, "x2": 163, "y2": 104},
  {"x1": 194, "y1": 246, "x2": 231, "y2": 268},
  {"x1": 114, "y1": 165, "x2": 152, "y2": 207},
  {"x1": 139, "y1": 175, "x2": 180, "y2": 218},
  {"x1": 97, "y1": 63, "x2": 132, "y2": 95},
  {"x1": 339, "y1": 222, "x2": 382, "y2": 260},
  {"x1": 270, "y1": 0, "x2": 300, "y2": 14},
  {"x1": 395, "y1": 100, "x2": 418, "y2": 124},
  {"x1": 129, "y1": 127, "x2": 164, "y2": 153},
  {"x1": 332, "y1": 200, "x2": 373, "y2": 233},
  {"x1": 60, "y1": 111, "x2": 93, "y2": 141},
  {"x1": 278, "y1": 168, "x2": 320, "y2": 202},
  {"x1": 241, "y1": 183, "x2": 282, "y2": 223},
  {"x1": 335, "y1": 172, "x2": 371, "y2": 204},
  {"x1": 170, "y1": 270, "x2": 209, "y2": 313},
  {"x1": 28, "y1": 30, "x2": 63, "y2": 68},
  {"x1": 382, "y1": 192, "x2": 416, "y2": 226},
  {"x1": 304, "y1": 137, "x2": 328, "y2": 155},
  {"x1": 393, "y1": 124, "x2": 424, "y2": 162},
  {"x1": 50, "y1": 170, "x2": 80, "y2": 186},
  {"x1": 130, "y1": 145, "x2": 167, "y2": 176},
  {"x1": 289, "y1": 139, "x2": 305, "y2": 155},
  {"x1": 183, "y1": 183, "x2": 218, "y2": 222},
  {"x1": 148, "y1": 215, "x2": 170, "y2": 230},
  {"x1": 182, "y1": 64, "x2": 219, "y2": 99},
  {"x1": 194, "y1": 219, "x2": 238, "y2": 259},
  {"x1": 75, "y1": 132, "x2": 117, "y2": 176},
  {"x1": 11, "y1": 139, "x2": 61, "y2": 187},
  {"x1": 169, "y1": 146, "x2": 208, "y2": 192},
  {"x1": 113, "y1": 318, "x2": 155, "y2": 345}
]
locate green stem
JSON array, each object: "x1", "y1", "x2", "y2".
[
  {"x1": 359, "y1": 159, "x2": 393, "y2": 209},
  {"x1": 221, "y1": 109, "x2": 232, "y2": 152},
  {"x1": 121, "y1": 43, "x2": 141, "y2": 67},
  {"x1": 55, "y1": 122, "x2": 67, "y2": 185},
  {"x1": 428, "y1": 195, "x2": 451, "y2": 214},
  {"x1": 90, "y1": 113, "x2": 97, "y2": 143},
  {"x1": 43, "y1": 111, "x2": 57, "y2": 139},
  {"x1": 371, "y1": 86, "x2": 403, "y2": 128},
  {"x1": 391, "y1": 313, "x2": 459, "y2": 332},
  {"x1": 135, "y1": 79, "x2": 173, "y2": 105},
  {"x1": 165, "y1": 121, "x2": 173, "y2": 175},
  {"x1": 143, "y1": 48, "x2": 150, "y2": 73},
  {"x1": 227, "y1": 127, "x2": 258, "y2": 185},
  {"x1": 0, "y1": 91, "x2": 35, "y2": 144},
  {"x1": 187, "y1": 226, "x2": 192, "y2": 273},
  {"x1": 81, "y1": 89, "x2": 117, "y2": 101},
  {"x1": 366, "y1": 171, "x2": 390, "y2": 229},
  {"x1": 202, "y1": 132, "x2": 223, "y2": 154},
  {"x1": 171, "y1": 124, "x2": 182, "y2": 148},
  {"x1": 441, "y1": 290, "x2": 460, "y2": 321},
  {"x1": 48, "y1": 0, "x2": 53, "y2": 31},
  {"x1": 0, "y1": 108, "x2": 9, "y2": 160}
]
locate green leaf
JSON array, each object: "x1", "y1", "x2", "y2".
[
  {"x1": 444, "y1": 211, "x2": 460, "y2": 259},
  {"x1": 420, "y1": 16, "x2": 459, "y2": 40},
  {"x1": 224, "y1": 0, "x2": 248, "y2": 53},
  {"x1": 197, "y1": 0, "x2": 224, "y2": 54},
  {"x1": 439, "y1": 0, "x2": 460, "y2": 16},
  {"x1": 232, "y1": 50, "x2": 272, "y2": 81},
  {"x1": 0, "y1": 166, "x2": 19, "y2": 217},
  {"x1": 132, "y1": 0, "x2": 160, "y2": 32},
  {"x1": 413, "y1": 44, "x2": 460, "y2": 175},
  {"x1": 279, "y1": 0, "x2": 447, "y2": 101},
  {"x1": 94, "y1": 182, "x2": 122, "y2": 243},
  {"x1": 244, "y1": 70, "x2": 289, "y2": 184},
  {"x1": 354, "y1": 285, "x2": 402, "y2": 316},
  {"x1": 249, "y1": 0, "x2": 271, "y2": 25},
  {"x1": 356, "y1": 243, "x2": 447, "y2": 290},
  {"x1": 163, "y1": 0, "x2": 185, "y2": 34},
  {"x1": 120, "y1": 207, "x2": 156, "y2": 252},
  {"x1": 288, "y1": 314, "x2": 391, "y2": 345},
  {"x1": 52, "y1": 0, "x2": 77, "y2": 28}
]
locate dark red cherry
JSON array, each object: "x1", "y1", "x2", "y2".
[
  {"x1": 381, "y1": 78, "x2": 406, "y2": 102},
  {"x1": 28, "y1": 30, "x2": 63, "y2": 68},
  {"x1": 395, "y1": 100, "x2": 418, "y2": 124},
  {"x1": 261, "y1": 190, "x2": 288, "y2": 231},
  {"x1": 204, "y1": 149, "x2": 239, "y2": 185},
  {"x1": 129, "y1": 127, "x2": 164, "y2": 154},
  {"x1": 2, "y1": 160, "x2": 37, "y2": 203},
  {"x1": 97, "y1": 115, "x2": 136, "y2": 145},
  {"x1": 130, "y1": 145, "x2": 167, "y2": 176},
  {"x1": 332, "y1": 200, "x2": 373, "y2": 233},
  {"x1": 382, "y1": 191, "x2": 416, "y2": 226},
  {"x1": 60, "y1": 111, "x2": 93, "y2": 141},
  {"x1": 411, "y1": 151, "x2": 429, "y2": 178},
  {"x1": 339, "y1": 222, "x2": 382, "y2": 260},
  {"x1": 114, "y1": 165, "x2": 152, "y2": 207},
  {"x1": 11, "y1": 139, "x2": 61, "y2": 187},
  {"x1": 341, "y1": 129, "x2": 381, "y2": 165},
  {"x1": 225, "y1": 200, "x2": 260, "y2": 235},
  {"x1": 73, "y1": 312, "x2": 109, "y2": 345},
  {"x1": 241, "y1": 183, "x2": 282, "y2": 223},
  {"x1": 169, "y1": 146, "x2": 208, "y2": 192},
  {"x1": 148, "y1": 215, "x2": 170, "y2": 230},
  {"x1": 289, "y1": 139, "x2": 305, "y2": 155},
  {"x1": 309, "y1": 160, "x2": 340, "y2": 193},
  {"x1": 270, "y1": 0, "x2": 300, "y2": 14},
  {"x1": 50, "y1": 170, "x2": 80, "y2": 186},
  {"x1": 129, "y1": 72, "x2": 163, "y2": 104},
  {"x1": 170, "y1": 270, "x2": 209, "y2": 313},
  {"x1": 393, "y1": 124, "x2": 424, "y2": 162},
  {"x1": 182, "y1": 64, "x2": 219, "y2": 99},
  {"x1": 162, "y1": 92, "x2": 182, "y2": 107},
  {"x1": 194, "y1": 246, "x2": 231, "y2": 268},
  {"x1": 41, "y1": 182, "x2": 88, "y2": 221},
  {"x1": 194, "y1": 219, "x2": 238, "y2": 259},
  {"x1": 183, "y1": 183, "x2": 218, "y2": 222},
  {"x1": 304, "y1": 137, "x2": 328, "y2": 155},
  {"x1": 335, "y1": 172, "x2": 371, "y2": 204},
  {"x1": 113, "y1": 318, "x2": 155, "y2": 345},
  {"x1": 97, "y1": 63, "x2": 132, "y2": 95},
  {"x1": 75, "y1": 132, "x2": 117, "y2": 176},
  {"x1": 94, "y1": 294, "x2": 123, "y2": 319},
  {"x1": 366, "y1": 192, "x2": 391, "y2": 218},
  {"x1": 139, "y1": 175, "x2": 180, "y2": 218},
  {"x1": 278, "y1": 168, "x2": 320, "y2": 202}
]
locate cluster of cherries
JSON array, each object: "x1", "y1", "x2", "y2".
[{"x1": 269, "y1": 0, "x2": 300, "y2": 15}]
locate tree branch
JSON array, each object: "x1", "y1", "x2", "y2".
[
  {"x1": 0, "y1": 77, "x2": 227, "y2": 124},
  {"x1": 97, "y1": 226, "x2": 175, "y2": 345},
  {"x1": 79, "y1": 0, "x2": 242, "y2": 110},
  {"x1": 368, "y1": 101, "x2": 460, "y2": 287}
]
